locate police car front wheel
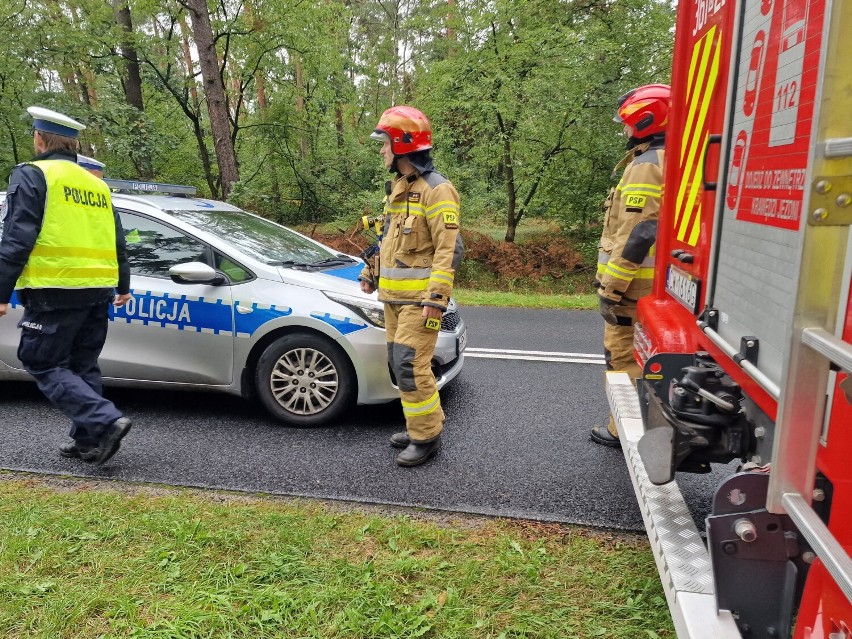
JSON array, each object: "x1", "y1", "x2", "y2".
[{"x1": 255, "y1": 333, "x2": 356, "y2": 426}]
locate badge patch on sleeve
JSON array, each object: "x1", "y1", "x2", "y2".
[
  {"x1": 442, "y1": 210, "x2": 459, "y2": 228},
  {"x1": 625, "y1": 195, "x2": 647, "y2": 208}
]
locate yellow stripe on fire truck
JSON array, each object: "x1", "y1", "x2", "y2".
[{"x1": 675, "y1": 25, "x2": 721, "y2": 247}]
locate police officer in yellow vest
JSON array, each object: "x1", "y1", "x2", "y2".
[
  {"x1": 360, "y1": 106, "x2": 464, "y2": 467},
  {"x1": 591, "y1": 85, "x2": 670, "y2": 447},
  {"x1": 0, "y1": 107, "x2": 132, "y2": 465}
]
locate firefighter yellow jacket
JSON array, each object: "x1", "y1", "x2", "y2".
[
  {"x1": 360, "y1": 170, "x2": 462, "y2": 311},
  {"x1": 596, "y1": 140, "x2": 665, "y2": 304}
]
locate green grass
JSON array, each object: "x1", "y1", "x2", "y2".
[
  {"x1": 0, "y1": 475, "x2": 673, "y2": 639},
  {"x1": 454, "y1": 289, "x2": 597, "y2": 310}
]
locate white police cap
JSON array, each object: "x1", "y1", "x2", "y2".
[
  {"x1": 77, "y1": 154, "x2": 105, "y2": 171},
  {"x1": 27, "y1": 106, "x2": 85, "y2": 139}
]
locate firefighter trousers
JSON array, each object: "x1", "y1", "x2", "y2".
[
  {"x1": 603, "y1": 309, "x2": 641, "y2": 438},
  {"x1": 384, "y1": 303, "x2": 444, "y2": 442}
]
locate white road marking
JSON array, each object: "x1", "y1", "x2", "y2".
[{"x1": 464, "y1": 347, "x2": 605, "y2": 365}]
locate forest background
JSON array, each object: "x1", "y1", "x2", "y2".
[{"x1": 0, "y1": 0, "x2": 674, "y2": 295}]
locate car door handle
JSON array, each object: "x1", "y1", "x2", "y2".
[{"x1": 236, "y1": 305, "x2": 253, "y2": 314}]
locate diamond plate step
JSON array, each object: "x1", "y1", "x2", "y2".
[{"x1": 606, "y1": 371, "x2": 742, "y2": 639}]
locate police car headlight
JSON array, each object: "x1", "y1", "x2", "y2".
[{"x1": 323, "y1": 291, "x2": 385, "y2": 328}]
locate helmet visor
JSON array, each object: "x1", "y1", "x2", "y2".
[{"x1": 370, "y1": 130, "x2": 389, "y2": 142}]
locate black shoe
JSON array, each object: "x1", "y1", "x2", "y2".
[
  {"x1": 59, "y1": 441, "x2": 95, "y2": 459},
  {"x1": 590, "y1": 425, "x2": 621, "y2": 448},
  {"x1": 390, "y1": 431, "x2": 410, "y2": 449},
  {"x1": 396, "y1": 436, "x2": 441, "y2": 467},
  {"x1": 80, "y1": 417, "x2": 132, "y2": 465}
]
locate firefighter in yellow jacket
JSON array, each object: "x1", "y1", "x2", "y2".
[
  {"x1": 591, "y1": 84, "x2": 671, "y2": 447},
  {"x1": 360, "y1": 106, "x2": 464, "y2": 467}
]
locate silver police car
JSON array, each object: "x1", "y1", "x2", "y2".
[{"x1": 0, "y1": 180, "x2": 467, "y2": 426}]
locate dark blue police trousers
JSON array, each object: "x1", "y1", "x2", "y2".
[{"x1": 17, "y1": 303, "x2": 123, "y2": 447}]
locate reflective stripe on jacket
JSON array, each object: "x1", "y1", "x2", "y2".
[
  {"x1": 360, "y1": 170, "x2": 462, "y2": 310},
  {"x1": 16, "y1": 160, "x2": 118, "y2": 290},
  {"x1": 597, "y1": 141, "x2": 664, "y2": 303}
]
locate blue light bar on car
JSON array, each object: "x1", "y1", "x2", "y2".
[{"x1": 104, "y1": 179, "x2": 197, "y2": 196}]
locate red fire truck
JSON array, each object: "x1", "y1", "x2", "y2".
[{"x1": 605, "y1": 0, "x2": 852, "y2": 635}]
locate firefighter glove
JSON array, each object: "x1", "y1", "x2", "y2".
[{"x1": 598, "y1": 296, "x2": 619, "y2": 325}]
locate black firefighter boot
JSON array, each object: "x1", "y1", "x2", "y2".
[
  {"x1": 396, "y1": 435, "x2": 442, "y2": 467},
  {"x1": 389, "y1": 431, "x2": 410, "y2": 448},
  {"x1": 590, "y1": 425, "x2": 621, "y2": 448}
]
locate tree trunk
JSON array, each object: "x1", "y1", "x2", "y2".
[
  {"x1": 256, "y1": 73, "x2": 267, "y2": 111},
  {"x1": 191, "y1": 117, "x2": 219, "y2": 198},
  {"x1": 81, "y1": 68, "x2": 98, "y2": 107},
  {"x1": 75, "y1": 68, "x2": 92, "y2": 106},
  {"x1": 179, "y1": 16, "x2": 201, "y2": 112},
  {"x1": 294, "y1": 56, "x2": 308, "y2": 159},
  {"x1": 138, "y1": 18, "x2": 217, "y2": 196},
  {"x1": 445, "y1": 0, "x2": 456, "y2": 56},
  {"x1": 114, "y1": 1, "x2": 152, "y2": 179},
  {"x1": 229, "y1": 73, "x2": 241, "y2": 115},
  {"x1": 3, "y1": 117, "x2": 19, "y2": 164},
  {"x1": 113, "y1": 1, "x2": 144, "y2": 111},
  {"x1": 335, "y1": 104, "x2": 344, "y2": 148},
  {"x1": 243, "y1": 0, "x2": 267, "y2": 112},
  {"x1": 497, "y1": 111, "x2": 518, "y2": 242},
  {"x1": 60, "y1": 69, "x2": 79, "y2": 102},
  {"x1": 184, "y1": 0, "x2": 240, "y2": 199}
]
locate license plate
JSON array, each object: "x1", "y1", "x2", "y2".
[
  {"x1": 666, "y1": 264, "x2": 701, "y2": 313},
  {"x1": 457, "y1": 328, "x2": 467, "y2": 356}
]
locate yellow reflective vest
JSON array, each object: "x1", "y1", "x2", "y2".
[
  {"x1": 596, "y1": 141, "x2": 665, "y2": 304},
  {"x1": 16, "y1": 160, "x2": 118, "y2": 290}
]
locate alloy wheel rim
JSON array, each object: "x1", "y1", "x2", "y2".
[{"x1": 270, "y1": 347, "x2": 339, "y2": 415}]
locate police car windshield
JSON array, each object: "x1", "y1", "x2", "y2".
[{"x1": 167, "y1": 208, "x2": 337, "y2": 266}]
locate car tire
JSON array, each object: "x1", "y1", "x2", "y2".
[{"x1": 255, "y1": 333, "x2": 356, "y2": 426}]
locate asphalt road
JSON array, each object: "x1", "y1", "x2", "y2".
[{"x1": 0, "y1": 307, "x2": 730, "y2": 531}]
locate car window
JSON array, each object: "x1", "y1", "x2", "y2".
[
  {"x1": 119, "y1": 210, "x2": 210, "y2": 278},
  {"x1": 166, "y1": 208, "x2": 336, "y2": 265},
  {"x1": 214, "y1": 251, "x2": 252, "y2": 283}
]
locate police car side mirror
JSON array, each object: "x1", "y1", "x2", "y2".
[{"x1": 169, "y1": 262, "x2": 227, "y2": 286}]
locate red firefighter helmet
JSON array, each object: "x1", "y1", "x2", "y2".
[
  {"x1": 613, "y1": 84, "x2": 671, "y2": 137},
  {"x1": 370, "y1": 105, "x2": 433, "y2": 155}
]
